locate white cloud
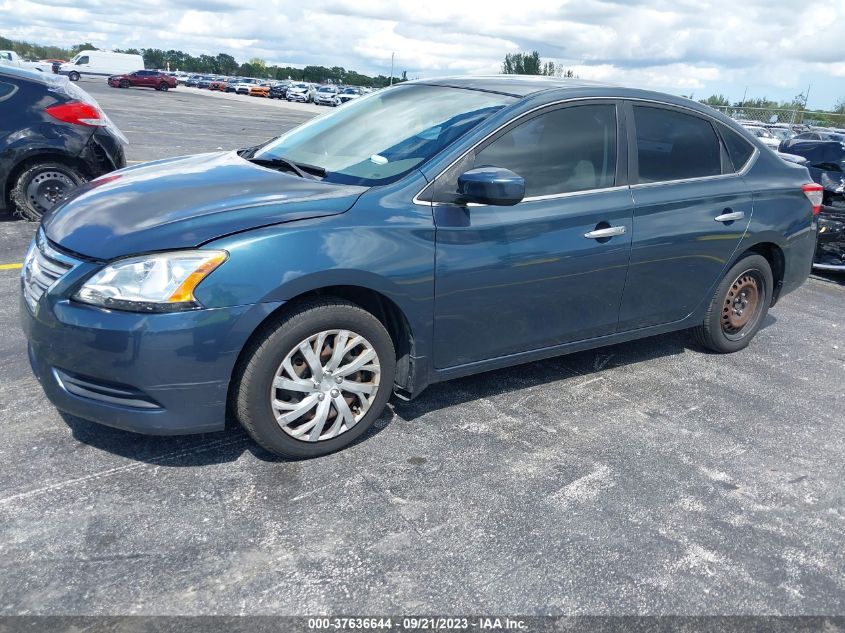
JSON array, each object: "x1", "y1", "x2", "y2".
[{"x1": 1, "y1": 0, "x2": 843, "y2": 108}]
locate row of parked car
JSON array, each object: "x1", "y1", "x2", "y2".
[
  {"x1": 763, "y1": 124, "x2": 845, "y2": 271},
  {"x1": 736, "y1": 120, "x2": 845, "y2": 151},
  {"x1": 180, "y1": 73, "x2": 371, "y2": 105}
]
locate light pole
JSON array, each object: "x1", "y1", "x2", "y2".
[{"x1": 390, "y1": 52, "x2": 394, "y2": 86}]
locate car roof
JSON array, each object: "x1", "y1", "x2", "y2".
[
  {"x1": 0, "y1": 64, "x2": 52, "y2": 85},
  {"x1": 407, "y1": 75, "x2": 612, "y2": 97}
]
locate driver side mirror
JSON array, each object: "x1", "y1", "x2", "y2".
[{"x1": 457, "y1": 167, "x2": 525, "y2": 206}]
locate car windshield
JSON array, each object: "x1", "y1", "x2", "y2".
[
  {"x1": 253, "y1": 84, "x2": 515, "y2": 186},
  {"x1": 318, "y1": 86, "x2": 334, "y2": 92},
  {"x1": 344, "y1": 88, "x2": 357, "y2": 94}
]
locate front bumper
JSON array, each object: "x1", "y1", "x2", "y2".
[{"x1": 21, "y1": 252, "x2": 281, "y2": 435}]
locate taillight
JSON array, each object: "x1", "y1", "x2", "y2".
[
  {"x1": 802, "y1": 183, "x2": 823, "y2": 215},
  {"x1": 45, "y1": 101, "x2": 106, "y2": 127}
]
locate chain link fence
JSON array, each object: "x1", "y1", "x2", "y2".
[{"x1": 712, "y1": 106, "x2": 845, "y2": 129}]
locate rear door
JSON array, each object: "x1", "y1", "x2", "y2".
[{"x1": 616, "y1": 102, "x2": 755, "y2": 331}]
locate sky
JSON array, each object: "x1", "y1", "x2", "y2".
[{"x1": 2, "y1": 0, "x2": 844, "y2": 110}]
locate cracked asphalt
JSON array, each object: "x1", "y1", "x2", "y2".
[{"x1": 0, "y1": 78, "x2": 843, "y2": 616}]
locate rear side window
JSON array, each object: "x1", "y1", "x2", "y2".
[
  {"x1": 633, "y1": 106, "x2": 721, "y2": 183},
  {"x1": 472, "y1": 104, "x2": 618, "y2": 197},
  {"x1": 718, "y1": 124, "x2": 755, "y2": 172}
]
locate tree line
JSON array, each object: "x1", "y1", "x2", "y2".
[{"x1": 0, "y1": 36, "x2": 405, "y2": 87}]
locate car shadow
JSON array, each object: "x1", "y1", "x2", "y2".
[
  {"x1": 811, "y1": 271, "x2": 845, "y2": 286},
  {"x1": 61, "y1": 320, "x2": 775, "y2": 465},
  {"x1": 59, "y1": 402, "x2": 396, "y2": 466}
]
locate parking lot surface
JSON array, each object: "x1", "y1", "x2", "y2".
[{"x1": 1, "y1": 79, "x2": 844, "y2": 615}]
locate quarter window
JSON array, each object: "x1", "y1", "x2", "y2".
[
  {"x1": 718, "y1": 124, "x2": 755, "y2": 172},
  {"x1": 634, "y1": 106, "x2": 721, "y2": 183},
  {"x1": 471, "y1": 104, "x2": 618, "y2": 197}
]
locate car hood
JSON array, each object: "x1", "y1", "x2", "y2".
[{"x1": 42, "y1": 151, "x2": 366, "y2": 260}]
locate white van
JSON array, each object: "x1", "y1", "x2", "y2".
[{"x1": 59, "y1": 50, "x2": 145, "y2": 81}]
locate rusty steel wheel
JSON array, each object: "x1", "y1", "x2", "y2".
[
  {"x1": 694, "y1": 253, "x2": 772, "y2": 353},
  {"x1": 721, "y1": 271, "x2": 763, "y2": 339}
]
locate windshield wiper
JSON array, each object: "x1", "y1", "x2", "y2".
[{"x1": 247, "y1": 156, "x2": 326, "y2": 180}]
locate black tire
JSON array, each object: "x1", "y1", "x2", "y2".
[
  {"x1": 10, "y1": 161, "x2": 87, "y2": 221},
  {"x1": 234, "y1": 298, "x2": 396, "y2": 459},
  {"x1": 158, "y1": 82, "x2": 169, "y2": 91},
  {"x1": 119, "y1": 79, "x2": 130, "y2": 89},
  {"x1": 68, "y1": 71, "x2": 80, "y2": 81},
  {"x1": 692, "y1": 253, "x2": 773, "y2": 353}
]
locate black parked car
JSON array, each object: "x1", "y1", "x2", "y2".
[
  {"x1": 0, "y1": 66, "x2": 126, "y2": 220},
  {"x1": 788, "y1": 130, "x2": 845, "y2": 143},
  {"x1": 779, "y1": 139, "x2": 845, "y2": 270},
  {"x1": 268, "y1": 82, "x2": 290, "y2": 99}
]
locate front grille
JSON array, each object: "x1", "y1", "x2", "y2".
[{"x1": 22, "y1": 230, "x2": 78, "y2": 312}]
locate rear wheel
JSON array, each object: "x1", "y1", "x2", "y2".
[
  {"x1": 692, "y1": 253, "x2": 773, "y2": 353},
  {"x1": 235, "y1": 299, "x2": 396, "y2": 459},
  {"x1": 10, "y1": 161, "x2": 87, "y2": 221},
  {"x1": 119, "y1": 79, "x2": 130, "y2": 88}
]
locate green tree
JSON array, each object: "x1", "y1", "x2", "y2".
[
  {"x1": 502, "y1": 51, "x2": 574, "y2": 77},
  {"x1": 215, "y1": 53, "x2": 237, "y2": 75},
  {"x1": 142, "y1": 48, "x2": 166, "y2": 69},
  {"x1": 700, "y1": 94, "x2": 730, "y2": 107},
  {"x1": 69, "y1": 42, "x2": 98, "y2": 56}
]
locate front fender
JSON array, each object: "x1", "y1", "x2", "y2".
[{"x1": 199, "y1": 194, "x2": 436, "y2": 363}]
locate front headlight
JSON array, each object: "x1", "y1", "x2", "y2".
[{"x1": 74, "y1": 250, "x2": 228, "y2": 312}]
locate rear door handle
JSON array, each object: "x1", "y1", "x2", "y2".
[
  {"x1": 714, "y1": 211, "x2": 745, "y2": 223},
  {"x1": 584, "y1": 226, "x2": 626, "y2": 239}
]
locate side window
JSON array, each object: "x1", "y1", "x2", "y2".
[
  {"x1": 633, "y1": 106, "x2": 721, "y2": 183},
  {"x1": 470, "y1": 104, "x2": 617, "y2": 198},
  {"x1": 718, "y1": 124, "x2": 755, "y2": 172},
  {"x1": 76, "y1": 56, "x2": 89, "y2": 65}
]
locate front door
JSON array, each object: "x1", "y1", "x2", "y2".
[
  {"x1": 617, "y1": 103, "x2": 753, "y2": 330},
  {"x1": 430, "y1": 101, "x2": 634, "y2": 368}
]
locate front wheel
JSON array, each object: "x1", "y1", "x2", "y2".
[
  {"x1": 10, "y1": 161, "x2": 87, "y2": 221},
  {"x1": 158, "y1": 82, "x2": 169, "y2": 91},
  {"x1": 692, "y1": 253, "x2": 773, "y2": 353},
  {"x1": 68, "y1": 71, "x2": 80, "y2": 81},
  {"x1": 235, "y1": 299, "x2": 396, "y2": 459},
  {"x1": 119, "y1": 79, "x2": 130, "y2": 88}
]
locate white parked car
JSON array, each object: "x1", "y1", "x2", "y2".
[
  {"x1": 313, "y1": 84, "x2": 340, "y2": 106},
  {"x1": 0, "y1": 51, "x2": 52, "y2": 72},
  {"x1": 58, "y1": 50, "x2": 145, "y2": 81},
  {"x1": 337, "y1": 86, "x2": 365, "y2": 104},
  {"x1": 234, "y1": 78, "x2": 259, "y2": 95},
  {"x1": 743, "y1": 125, "x2": 780, "y2": 149},
  {"x1": 286, "y1": 82, "x2": 315, "y2": 103}
]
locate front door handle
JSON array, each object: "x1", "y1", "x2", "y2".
[
  {"x1": 714, "y1": 210, "x2": 745, "y2": 223},
  {"x1": 584, "y1": 226, "x2": 626, "y2": 239}
]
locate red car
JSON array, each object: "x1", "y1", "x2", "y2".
[{"x1": 108, "y1": 70, "x2": 177, "y2": 91}]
